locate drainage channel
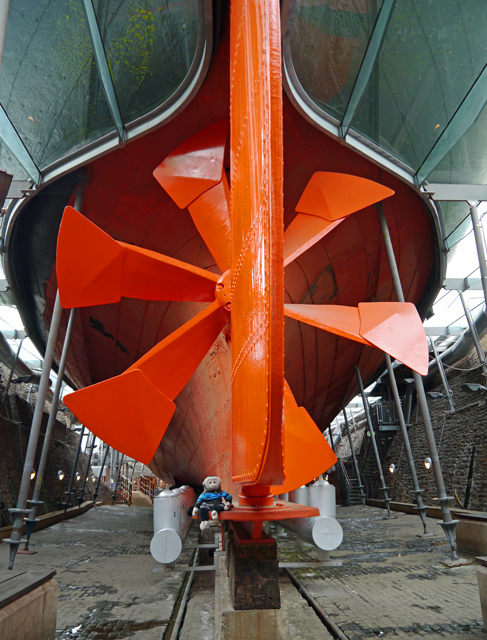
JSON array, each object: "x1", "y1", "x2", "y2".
[
  {"x1": 163, "y1": 548, "x2": 200, "y2": 640},
  {"x1": 283, "y1": 567, "x2": 350, "y2": 640}
]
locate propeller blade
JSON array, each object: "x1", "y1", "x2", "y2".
[
  {"x1": 283, "y1": 173, "x2": 394, "y2": 266},
  {"x1": 188, "y1": 170, "x2": 232, "y2": 273},
  {"x1": 284, "y1": 215, "x2": 344, "y2": 266},
  {"x1": 358, "y1": 302, "x2": 428, "y2": 375},
  {"x1": 283, "y1": 379, "x2": 298, "y2": 412},
  {"x1": 64, "y1": 301, "x2": 226, "y2": 463},
  {"x1": 284, "y1": 304, "x2": 369, "y2": 345},
  {"x1": 64, "y1": 369, "x2": 176, "y2": 465},
  {"x1": 127, "y1": 300, "x2": 227, "y2": 401},
  {"x1": 57, "y1": 206, "x2": 125, "y2": 309},
  {"x1": 56, "y1": 207, "x2": 218, "y2": 309},
  {"x1": 119, "y1": 242, "x2": 218, "y2": 302},
  {"x1": 285, "y1": 302, "x2": 429, "y2": 375},
  {"x1": 296, "y1": 172, "x2": 394, "y2": 220},
  {"x1": 271, "y1": 402, "x2": 337, "y2": 495},
  {"x1": 153, "y1": 119, "x2": 228, "y2": 209}
]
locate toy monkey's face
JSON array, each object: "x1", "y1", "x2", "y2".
[{"x1": 204, "y1": 477, "x2": 221, "y2": 491}]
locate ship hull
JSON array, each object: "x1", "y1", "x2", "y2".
[{"x1": 6, "y1": 26, "x2": 442, "y2": 491}]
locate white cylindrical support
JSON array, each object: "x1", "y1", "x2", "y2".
[
  {"x1": 289, "y1": 485, "x2": 308, "y2": 506},
  {"x1": 308, "y1": 479, "x2": 336, "y2": 518},
  {"x1": 151, "y1": 486, "x2": 196, "y2": 564},
  {"x1": 279, "y1": 515, "x2": 343, "y2": 551},
  {"x1": 281, "y1": 480, "x2": 343, "y2": 551}
]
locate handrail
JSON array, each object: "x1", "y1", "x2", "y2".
[
  {"x1": 119, "y1": 475, "x2": 133, "y2": 506},
  {"x1": 338, "y1": 458, "x2": 352, "y2": 489}
]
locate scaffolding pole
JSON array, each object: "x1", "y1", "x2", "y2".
[
  {"x1": 384, "y1": 354, "x2": 430, "y2": 535},
  {"x1": 377, "y1": 203, "x2": 458, "y2": 559},
  {"x1": 341, "y1": 405, "x2": 366, "y2": 505},
  {"x1": 21, "y1": 307, "x2": 77, "y2": 552},
  {"x1": 4, "y1": 291, "x2": 63, "y2": 569},
  {"x1": 355, "y1": 366, "x2": 392, "y2": 517}
]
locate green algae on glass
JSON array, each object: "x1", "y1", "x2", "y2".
[
  {"x1": 96, "y1": 0, "x2": 199, "y2": 124},
  {"x1": 0, "y1": 0, "x2": 200, "y2": 177}
]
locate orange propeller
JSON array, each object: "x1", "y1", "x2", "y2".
[
  {"x1": 58, "y1": 0, "x2": 428, "y2": 492},
  {"x1": 58, "y1": 133, "x2": 425, "y2": 483},
  {"x1": 58, "y1": 169, "x2": 423, "y2": 481}
]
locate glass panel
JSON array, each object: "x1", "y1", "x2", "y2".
[
  {"x1": 289, "y1": 0, "x2": 382, "y2": 122},
  {"x1": 440, "y1": 201, "x2": 470, "y2": 240},
  {"x1": 0, "y1": 0, "x2": 114, "y2": 171},
  {"x1": 350, "y1": 1, "x2": 487, "y2": 171},
  {"x1": 96, "y1": 0, "x2": 200, "y2": 124},
  {"x1": 445, "y1": 205, "x2": 487, "y2": 276},
  {"x1": 0, "y1": 140, "x2": 32, "y2": 182},
  {"x1": 427, "y1": 102, "x2": 487, "y2": 186},
  {"x1": 446, "y1": 215, "x2": 471, "y2": 251},
  {"x1": 446, "y1": 233, "x2": 478, "y2": 278}
]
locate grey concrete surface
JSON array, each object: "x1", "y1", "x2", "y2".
[
  {"x1": 0, "y1": 502, "x2": 483, "y2": 639},
  {"x1": 276, "y1": 505, "x2": 484, "y2": 639},
  {"x1": 0, "y1": 505, "x2": 192, "y2": 638}
]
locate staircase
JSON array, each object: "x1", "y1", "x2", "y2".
[
  {"x1": 336, "y1": 458, "x2": 365, "y2": 506},
  {"x1": 348, "y1": 477, "x2": 364, "y2": 505},
  {"x1": 336, "y1": 399, "x2": 401, "y2": 504},
  {"x1": 357, "y1": 401, "x2": 399, "y2": 499}
]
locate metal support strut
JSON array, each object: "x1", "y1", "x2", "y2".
[
  {"x1": 429, "y1": 337, "x2": 456, "y2": 412},
  {"x1": 469, "y1": 202, "x2": 487, "y2": 312},
  {"x1": 377, "y1": 203, "x2": 458, "y2": 560},
  {"x1": 78, "y1": 432, "x2": 96, "y2": 506},
  {"x1": 3, "y1": 335, "x2": 24, "y2": 403},
  {"x1": 384, "y1": 355, "x2": 429, "y2": 535},
  {"x1": 21, "y1": 307, "x2": 77, "y2": 553},
  {"x1": 93, "y1": 444, "x2": 110, "y2": 504},
  {"x1": 341, "y1": 405, "x2": 366, "y2": 505},
  {"x1": 64, "y1": 425, "x2": 85, "y2": 517},
  {"x1": 458, "y1": 291, "x2": 487, "y2": 378},
  {"x1": 355, "y1": 365, "x2": 392, "y2": 517},
  {"x1": 112, "y1": 454, "x2": 124, "y2": 505},
  {"x1": 4, "y1": 291, "x2": 63, "y2": 569}
]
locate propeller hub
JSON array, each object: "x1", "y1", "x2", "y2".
[{"x1": 215, "y1": 270, "x2": 232, "y2": 310}]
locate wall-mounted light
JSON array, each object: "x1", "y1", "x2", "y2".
[
  {"x1": 92, "y1": 475, "x2": 96, "y2": 482},
  {"x1": 30, "y1": 470, "x2": 36, "y2": 480},
  {"x1": 389, "y1": 463, "x2": 396, "y2": 474},
  {"x1": 462, "y1": 383, "x2": 487, "y2": 394},
  {"x1": 76, "y1": 473, "x2": 81, "y2": 481},
  {"x1": 424, "y1": 457, "x2": 432, "y2": 470},
  {"x1": 58, "y1": 470, "x2": 65, "y2": 481}
]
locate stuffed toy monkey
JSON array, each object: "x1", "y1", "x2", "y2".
[{"x1": 192, "y1": 476, "x2": 233, "y2": 530}]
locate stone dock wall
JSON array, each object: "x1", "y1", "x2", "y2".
[
  {"x1": 334, "y1": 337, "x2": 487, "y2": 512},
  {"x1": 385, "y1": 344, "x2": 487, "y2": 511},
  {"x1": 0, "y1": 370, "x2": 104, "y2": 526}
]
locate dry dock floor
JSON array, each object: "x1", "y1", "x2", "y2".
[{"x1": 0, "y1": 503, "x2": 484, "y2": 639}]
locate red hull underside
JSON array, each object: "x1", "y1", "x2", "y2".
[{"x1": 42, "y1": 31, "x2": 438, "y2": 490}]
